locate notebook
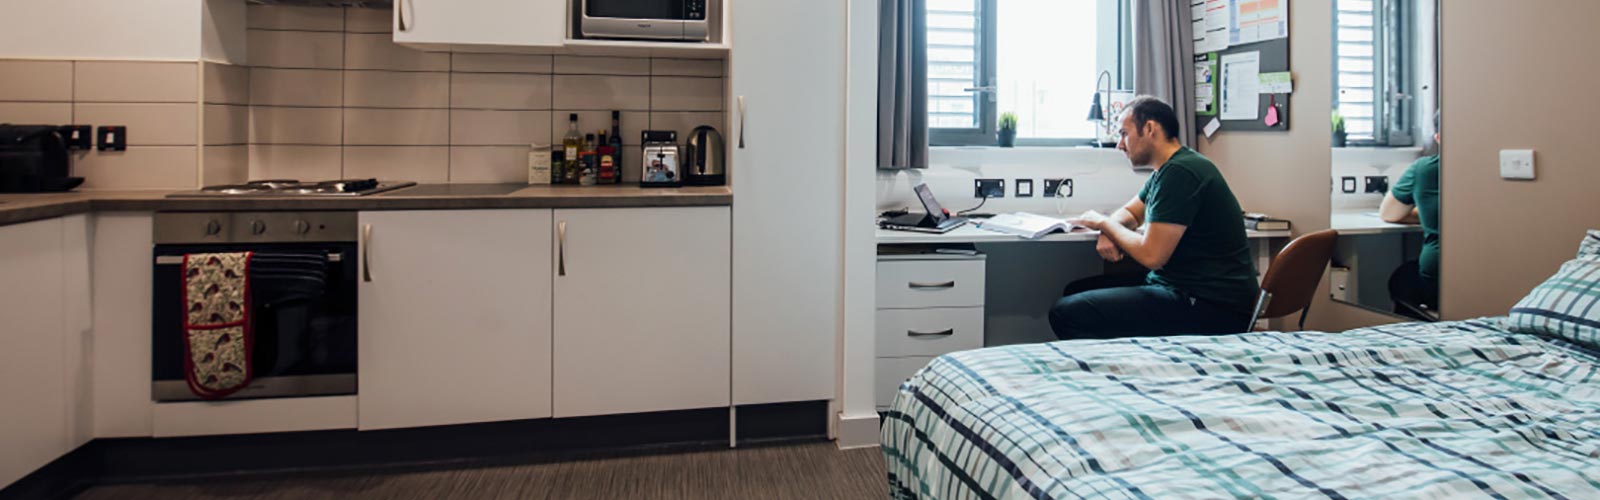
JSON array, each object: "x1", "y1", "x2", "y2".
[{"x1": 977, "y1": 212, "x2": 1079, "y2": 239}]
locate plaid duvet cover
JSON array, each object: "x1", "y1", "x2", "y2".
[{"x1": 882, "y1": 319, "x2": 1600, "y2": 499}]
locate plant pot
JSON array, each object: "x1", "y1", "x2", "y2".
[
  {"x1": 997, "y1": 129, "x2": 1017, "y2": 148},
  {"x1": 1332, "y1": 131, "x2": 1347, "y2": 148}
]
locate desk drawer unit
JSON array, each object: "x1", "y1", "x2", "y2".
[
  {"x1": 876, "y1": 307, "x2": 984, "y2": 358},
  {"x1": 876, "y1": 356, "x2": 936, "y2": 409},
  {"x1": 876, "y1": 258, "x2": 986, "y2": 309}
]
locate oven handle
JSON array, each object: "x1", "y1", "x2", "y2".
[
  {"x1": 362, "y1": 224, "x2": 373, "y2": 282},
  {"x1": 154, "y1": 253, "x2": 344, "y2": 265}
]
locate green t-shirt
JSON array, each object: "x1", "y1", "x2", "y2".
[
  {"x1": 1137, "y1": 147, "x2": 1259, "y2": 313},
  {"x1": 1390, "y1": 155, "x2": 1440, "y2": 280}
]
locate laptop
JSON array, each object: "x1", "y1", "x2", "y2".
[{"x1": 879, "y1": 183, "x2": 969, "y2": 234}]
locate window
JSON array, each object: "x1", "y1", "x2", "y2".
[
  {"x1": 928, "y1": 0, "x2": 1133, "y2": 147},
  {"x1": 1334, "y1": 0, "x2": 1416, "y2": 146}
]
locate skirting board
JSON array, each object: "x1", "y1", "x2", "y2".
[{"x1": 835, "y1": 412, "x2": 880, "y2": 449}]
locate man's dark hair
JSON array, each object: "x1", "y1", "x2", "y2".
[{"x1": 1123, "y1": 96, "x2": 1181, "y2": 141}]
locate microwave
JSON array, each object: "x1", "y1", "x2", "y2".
[{"x1": 580, "y1": 0, "x2": 711, "y2": 42}]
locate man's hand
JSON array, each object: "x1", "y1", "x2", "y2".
[
  {"x1": 1096, "y1": 234, "x2": 1124, "y2": 262},
  {"x1": 1068, "y1": 210, "x2": 1109, "y2": 231}
]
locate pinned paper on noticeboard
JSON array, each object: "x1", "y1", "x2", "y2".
[
  {"x1": 1219, "y1": 51, "x2": 1260, "y2": 121},
  {"x1": 1258, "y1": 72, "x2": 1293, "y2": 94}
]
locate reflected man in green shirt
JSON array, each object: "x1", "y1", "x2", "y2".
[{"x1": 1380, "y1": 111, "x2": 1441, "y2": 313}]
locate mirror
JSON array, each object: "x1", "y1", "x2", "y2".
[{"x1": 1328, "y1": 0, "x2": 1440, "y2": 320}]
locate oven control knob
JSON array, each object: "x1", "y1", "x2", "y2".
[
  {"x1": 251, "y1": 219, "x2": 267, "y2": 235},
  {"x1": 204, "y1": 219, "x2": 222, "y2": 237},
  {"x1": 293, "y1": 219, "x2": 311, "y2": 235}
]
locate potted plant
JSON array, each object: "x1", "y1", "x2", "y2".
[
  {"x1": 1331, "y1": 109, "x2": 1348, "y2": 147},
  {"x1": 998, "y1": 112, "x2": 1018, "y2": 148}
]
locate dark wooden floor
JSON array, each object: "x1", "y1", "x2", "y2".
[{"x1": 72, "y1": 442, "x2": 887, "y2": 500}]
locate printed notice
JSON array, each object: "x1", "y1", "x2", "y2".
[
  {"x1": 1258, "y1": 72, "x2": 1293, "y2": 94},
  {"x1": 1220, "y1": 51, "x2": 1261, "y2": 121},
  {"x1": 1231, "y1": 0, "x2": 1288, "y2": 46},
  {"x1": 1195, "y1": 0, "x2": 1233, "y2": 53}
]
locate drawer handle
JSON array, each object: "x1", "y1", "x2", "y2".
[
  {"x1": 908, "y1": 281, "x2": 956, "y2": 290},
  {"x1": 907, "y1": 329, "x2": 956, "y2": 337}
]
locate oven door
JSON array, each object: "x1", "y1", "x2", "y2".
[{"x1": 151, "y1": 242, "x2": 358, "y2": 402}]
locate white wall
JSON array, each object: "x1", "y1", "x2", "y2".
[
  {"x1": 1331, "y1": 147, "x2": 1423, "y2": 211},
  {"x1": 202, "y1": 0, "x2": 248, "y2": 65},
  {"x1": 838, "y1": 0, "x2": 882, "y2": 449},
  {"x1": 0, "y1": 0, "x2": 204, "y2": 61}
]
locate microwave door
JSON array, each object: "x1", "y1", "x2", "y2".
[
  {"x1": 582, "y1": 0, "x2": 709, "y2": 41},
  {"x1": 587, "y1": 0, "x2": 683, "y2": 20}
]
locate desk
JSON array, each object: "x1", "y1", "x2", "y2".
[
  {"x1": 877, "y1": 224, "x2": 1291, "y2": 244},
  {"x1": 1331, "y1": 211, "x2": 1422, "y2": 236}
]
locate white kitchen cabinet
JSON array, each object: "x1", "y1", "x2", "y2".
[
  {"x1": 393, "y1": 0, "x2": 567, "y2": 51},
  {"x1": 0, "y1": 218, "x2": 68, "y2": 487},
  {"x1": 358, "y1": 210, "x2": 554, "y2": 430},
  {"x1": 729, "y1": 1, "x2": 845, "y2": 405},
  {"x1": 552, "y1": 207, "x2": 730, "y2": 418},
  {"x1": 60, "y1": 215, "x2": 94, "y2": 450}
]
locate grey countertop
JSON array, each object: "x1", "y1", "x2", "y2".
[{"x1": 0, "y1": 184, "x2": 733, "y2": 227}]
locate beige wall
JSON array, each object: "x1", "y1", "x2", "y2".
[
  {"x1": 1438, "y1": 0, "x2": 1600, "y2": 318},
  {"x1": 1197, "y1": 0, "x2": 1397, "y2": 331}
]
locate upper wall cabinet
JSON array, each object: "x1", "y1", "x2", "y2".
[{"x1": 394, "y1": 0, "x2": 569, "y2": 50}]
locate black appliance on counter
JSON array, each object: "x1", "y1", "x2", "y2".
[
  {"x1": 0, "y1": 124, "x2": 84, "y2": 192},
  {"x1": 151, "y1": 212, "x2": 359, "y2": 402}
]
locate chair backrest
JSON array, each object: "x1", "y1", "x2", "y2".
[{"x1": 1257, "y1": 229, "x2": 1339, "y2": 320}]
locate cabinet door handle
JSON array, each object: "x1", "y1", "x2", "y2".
[
  {"x1": 907, "y1": 329, "x2": 956, "y2": 337},
  {"x1": 397, "y1": 0, "x2": 412, "y2": 32},
  {"x1": 557, "y1": 220, "x2": 567, "y2": 277},
  {"x1": 908, "y1": 281, "x2": 956, "y2": 290},
  {"x1": 362, "y1": 224, "x2": 373, "y2": 283},
  {"x1": 737, "y1": 96, "x2": 747, "y2": 149}
]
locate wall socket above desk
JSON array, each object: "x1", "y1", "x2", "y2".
[{"x1": 974, "y1": 179, "x2": 1005, "y2": 198}]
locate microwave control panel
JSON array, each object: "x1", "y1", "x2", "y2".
[{"x1": 686, "y1": 0, "x2": 706, "y2": 20}]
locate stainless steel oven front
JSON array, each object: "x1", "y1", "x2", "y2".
[
  {"x1": 151, "y1": 212, "x2": 358, "y2": 402},
  {"x1": 580, "y1": 0, "x2": 711, "y2": 41}
]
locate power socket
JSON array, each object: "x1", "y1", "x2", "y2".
[
  {"x1": 1015, "y1": 179, "x2": 1034, "y2": 198},
  {"x1": 974, "y1": 178, "x2": 1005, "y2": 198},
  {"x1": 1364, "y1": 176, "x2": 1388, "y2": 194},
  {"x1": 1043, "y1": 178, "x2": 1073, "y2": 197}
]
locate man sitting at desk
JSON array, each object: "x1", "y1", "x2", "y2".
[
  {"x1": 1379, "y1": 111, "x2": 1441, "y2": 314},
  {"x1": 1052, "y1": 96, "x2": 1257, "y2": 339}
]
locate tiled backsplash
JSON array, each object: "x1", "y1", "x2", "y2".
[
  {"x1": 0, "y1": 59, "x2": 202, "y2": 190},
  {"x1": 0, "y1": 5, "x2": 726, "y2": 190},
  {"x1": 243, "y1": 4, "x2": 726, "y2": 184}
]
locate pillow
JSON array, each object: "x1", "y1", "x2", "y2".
[
  {"x1": 1582, "y1": 230, "x2": 1600, "y2": 258},
  {"x1": 1508, "y1": 241, "x2": 1600, "y2": 348}
]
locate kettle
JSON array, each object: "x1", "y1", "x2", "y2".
[{"x1": 683, "y1": 125, "x2": 726, "y2": 186}]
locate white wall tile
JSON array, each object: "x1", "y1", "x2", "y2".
[
  {"x1": 552, "y1": 75, "x2": 649, "y2": 111},
  {"x1": 451, "y1": 110, "x2": 552, "y2": 146},
  {"x1": 556, "y1": 110, "x2": 648, "y2": 146},
  {"x1": 651, "y1": 58, "x2": 723, "y2": 77},
  {"x1": 250, "y1": 106, "x2": 342, "y2": 145},
  {"x1": 344, "y1": 71, "x2": 449, "y2": 108},
  {"x1": 343, "y1": 146, "x2": 449, "y2": 182},
  {"x1": 75, "y1": 62, "x2": 197, "y2": 103},
  {"x1": 451, "y1": 54, "x2": 552, "y2": 74},
  {"x1": 248, "y1": 145, "x2": 342, "y2": 180},
  {"x1": 343, "y1": 108, "x2": 448, "y2": 145},
  {"x1": 0, "y1": 60, "x2": 73, "y2": 101},
  {"x1": 204, "y1": 104, "x2": 249, "y2": 145},
  {"x1": 553, "y1": 56, "x2": 650, "y2": 76},
  {"x1": 250, "y1": 68, "x2": 342, "y2": 107},
  {"x1": 449, "y1": 146, "x2": 532, "y2": 183},
  {"x1": 248, "y1": 30, "x2": 344, "y2": 69},
  {"x1": 650, "y1": 77, "x2": 723, "y2": 111},
  {"x1": 76, "y1": 147, "x2": 199, "y2": 190},
  {"x1": 203, "y1": 145, "x2": 249, "y2": 185},
  {"x1": 203, "y1": 63, "x2": 250, "y2": 105},
  {"x1": 648, "y1": 112, "x2": 724, "y2": 147},
  {"x1": 450, "y1": 73, "x2": 552, "y2": 110},
  {"x1": 0, "y1": 102, "x2": 71, "y2": 123}
]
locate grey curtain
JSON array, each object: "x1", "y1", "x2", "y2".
[
  {"x1": 1133, "y1": 0, "x2": 1197, "y2": 147},
  {"x1": 878, "y1": 0, "x2": 929, "y2": 169}
]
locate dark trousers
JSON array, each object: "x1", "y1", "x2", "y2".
[
  {"x1": 1388, "y1": 260, "x2": 1439, "y2": 320},
  {"x1": 1048, "y1": 272, "x2": 1251, "y2": 341}
]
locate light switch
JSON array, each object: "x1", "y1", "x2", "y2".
[{"x1": 1500, "y1": 149, "x2": 1535, "y2": 180}]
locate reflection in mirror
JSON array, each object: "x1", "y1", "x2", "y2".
[{"x1": 1328, "y1": 0, "x2": 1440, "y2": 321}]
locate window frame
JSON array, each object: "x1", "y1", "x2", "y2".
[
  {"x1": 1334, "y1": 0, "x2": 1418, "y2": 148},
  {"x1": 929, "y1": 0, "x2": 1133, "y2": 147}
]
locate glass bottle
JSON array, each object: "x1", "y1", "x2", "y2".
[{"x1": 562, "y1": 113, "x2": 583, "y2": 184}]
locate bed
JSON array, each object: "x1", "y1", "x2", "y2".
[{"x1": 882, "y1": 318, "x2": 1600, "y2": 499}]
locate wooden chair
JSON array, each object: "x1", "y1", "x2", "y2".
[{"x1": 1247, "y1": 229, "x2": 1339, "y2": 331}]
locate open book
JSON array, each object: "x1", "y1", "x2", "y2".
[{"x1": 977, "y1": 212, "x2": 1080, "y2": 239}]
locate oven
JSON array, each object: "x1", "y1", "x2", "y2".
[
  {"x1": 151, "y1": 212, "x2": 358, "y2": 402},
  {"x1": 580, "y1": 0, "x2": 711, "y2": 41}
]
